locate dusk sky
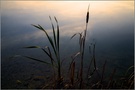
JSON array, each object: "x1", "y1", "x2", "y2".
[
  {"x1": 1, "y1": 1, "x2": 134, "y2": 48},
  {"x1": 1, "y1": 1, "x2": 134, "y2": 89}
]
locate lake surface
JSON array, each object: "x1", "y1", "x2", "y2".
[{"x1": 1, "y1": 1, "x2": 134, "y2": 88}]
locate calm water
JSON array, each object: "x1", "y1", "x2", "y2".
[{"x1": 1, "y1": 1, "x2": 134, "y2": 88}]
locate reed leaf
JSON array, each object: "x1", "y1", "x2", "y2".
[
  {"x1": 23, "y1": 56, "x2": 51, "y2": 65},
  {"x1": 71, "y1": 32, "x2": 83, "y2": 50},
  {"x1": 71, "y1": 33, "x2": 77, "y2": 39},
  {"x1": 46, "y1": 46, "x2": 57, "y2": 80},
  {"x1": 49, "y1": 16, "x2": 57, "y2": 48},
  {"x1": 54, "y1": 16, "x2": 60, "y2": 51},
  {"x1": 24, "y1": 46, "x2": 41, "y2": 48},
  {"x1": 41, "y1": 48, "x2": 56, "y2": 64},
  {"x1": 38, "y1": 24, "x2": 44, "y2": 30},
  {"x1": 24, "y1": 46, "x2": 58, "y2": 68},
  {"x1": 69, "y1": 52, "x2": 80, "y2": 72},
  {"x1": 32, "y1": 24, "x2": 57, "y2": 55},
  {"x1": 32, "y1": 24, "x2": 41, "y2": 30},
  {"x1": 71, "y1": 33, "x2": 82, "y2": 40},
  {"x1": 72, "y1": 52, "x2": 80, "y2": 60},
  {"x1": 45, "y1": 46, "x2": 55, "y2": 64}
]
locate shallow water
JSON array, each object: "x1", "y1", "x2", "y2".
[{"x1": 1, "y1": 1, "x2": 134, "y2": 88}]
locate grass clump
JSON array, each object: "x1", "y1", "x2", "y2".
[
  {"x1": 24, "y1": 16, "x2": 63, "y2": 88},
  {"x1": 13, "y1": 5, "x2": 134, "y2": 89}
]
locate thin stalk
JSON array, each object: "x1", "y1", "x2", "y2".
[
  {"x1": 93, "y1": 43, "x2": 96, "y2": 69},
  {"x1": 86, "y1": 45, "x2": 93, "y2": 80},
  {"x1": 101, "y1": 60, "x2": 107, "y2": 85},
  {"x1": 79, "y1": 4, "x2": 90, "y2": 88},
  {"x1": 70, "y1": 61, "x2": 75, "y2": 85},
  {"x1": 47, "y1": 46, "x2": 56, "y2": 81},
  {"x1": 107, "y1": 68, "x2": 116, "y2": 88},
  {"x1": 57, "y1": 52, "x2": 61, "y2": 80}
]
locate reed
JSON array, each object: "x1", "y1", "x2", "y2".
[
  {"x1": 23, "y1": 16, "x2": 62, "y2": 88},
  {"x1": 13, "y1": 5, "x2": 90, "y2": 89},
  {"x1": 71, "y1": 4, "x2": 90, "y2": 88},
  {"x1": 12, "y1": 4, "x2": 134, "y2": 89}
]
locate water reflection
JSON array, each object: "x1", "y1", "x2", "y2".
[{"x1": 1, "y1": 1, "x2": 134, "y2": 88}]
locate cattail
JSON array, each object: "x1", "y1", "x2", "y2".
[
  {"x1": 86, "y1": 4, "x2": 90, "y2": 23},
  {"x1": 86, "y1": 12, "x2": 89, "y2": 23}
]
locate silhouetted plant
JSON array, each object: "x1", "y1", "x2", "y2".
[{"x1": 12, "y1": 4, "x2": 134, "y2": 89}]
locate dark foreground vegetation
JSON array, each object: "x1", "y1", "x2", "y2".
[{"x1": 13, "y1": 5, "x2": 134, "y2": 89}]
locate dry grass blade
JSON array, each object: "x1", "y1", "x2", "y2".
[
  {"x1": 69, "y1": 52, "x2": 80, "y2": 72},
  {"x1": 70, "y1": 62, "x2": 75, "y2": 85},
  {"x1": 72, "y1": 52, "x2": 80, "y2": 60}
]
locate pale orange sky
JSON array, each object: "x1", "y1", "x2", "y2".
[
  {"x1": 1, "y1": 1, "x2": 134, "y2": 37},
  {"x1": 2, "y1": 1, "x2": 134, "y2": 17}
]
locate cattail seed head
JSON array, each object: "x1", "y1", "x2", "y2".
[
  {"x1": 86, "y1": 4, "x2": 90, "y2": 23},
  {"x1": 86, "y1": 12, "x2": 89, "y2": 23}
]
